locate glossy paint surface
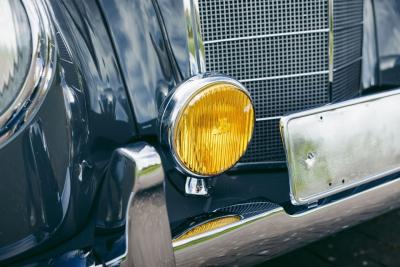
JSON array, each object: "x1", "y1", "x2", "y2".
[
  {"x1": 98, "y1": 0, "x2": 189, "y2": 132},
  {"x1": 0, "y1": 66, "x2": 69, "y2": 261}
]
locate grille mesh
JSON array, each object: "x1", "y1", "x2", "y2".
[
  {"x1": 215, "y1": 201, "x2": 280, "y2": 219},
  {"x1": 333, "y1": 0, "x2": 364, "y2": 28},
  {"x1": 332, "y1": 61, "x2": 361, "y2": 101},
  {"x1": 332, "y1": 0, "x2": 364, "y2": 101},
  {"x1": 205, "y1": 33, "x2": 329, "y2": 81},
  {"x1": 198, "y1": 0, "x2": 363, "y2": 164},
  {"x1": 244, "y1": 74, "x2": 329, "y2": 120},
  {"x1": 199, "y1": 0, "x2": 329, "y2": 41},
  {"x1": 242, "y1": 119, "x2": 285, "y2": 163},
  {"x1": 333, "y1": 26, "x2": 363, "y2": 69}
]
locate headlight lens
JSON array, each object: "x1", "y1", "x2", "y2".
[
  {"x1": 0, "y1": 0, "x2": 32, "y2": 115},
  {"x1": 160, "y1": 75, "x2": 255, "y2": 177},
  {"x1": 174, "y1": 83, "x2": 254, "y2": 176}
]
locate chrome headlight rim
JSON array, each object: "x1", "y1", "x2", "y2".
[
  {"x1": 0, "y1": 0, "x2": 56, "y2": 147},
  {"x1": 159, "y1": 73, "x2": 254, "y2": 178}
]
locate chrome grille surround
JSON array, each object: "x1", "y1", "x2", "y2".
[{"x1": 194, "y1": 0, "x2": 363, "y2": 164}]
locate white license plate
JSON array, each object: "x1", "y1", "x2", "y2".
[{"x1": 280, "y1": 89, "x2": 400, "y2": 205}]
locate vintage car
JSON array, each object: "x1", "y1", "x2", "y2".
[{"x1": 2, "y1": 0, "x2": 400, "y2": 266}]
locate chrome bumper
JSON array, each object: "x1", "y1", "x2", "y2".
[
  {"x1": 117, "y1": 143, "x2": 400, "y2": 267},
  {"x1": 174, "y1": 178, "x2": 400, "y2": 266}
]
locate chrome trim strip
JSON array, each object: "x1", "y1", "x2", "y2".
[
  {"x1": 204, "y1": 28, "x2": 330, "y2": 45},
  {"x1": 239, "y1": 70, "x2": 329, "y2": 83},
  {"x1": 108, "y1": 143, "x2": 175, "y2": 267},
  {"x1": 0, "y1": 0, "x2": 56, "y2": 148},
  {"x1": 159, "y1": 73, "x2": 254, "y2": 178},
  {"x1": 280, "y1": 88, "x2": 400, "y2": 205},
  {"x1": 234, "y1": 161, "x2": 287, "y2": 167},
  {"x1": 184, "y1": 0, "x2": 205, "y2": 74},
  {"x1": 256, "y1": 116, "x2": 282, "y2": 122},
  {"x1": 328, "y1": 0, "x2": 334, "y2": 84},
  {"x1": 174, "y1": 178, "x2": 400, "y2": 266}
]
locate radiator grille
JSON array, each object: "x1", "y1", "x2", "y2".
[{"x1": 198, "y1": 0, "x2": 363, "y2": 164}]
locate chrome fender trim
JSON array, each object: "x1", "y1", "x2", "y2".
[
  {"x1": 105, "y1": 142, "x2": 175, "y2": 267},
  {"x1": 174, "y1": 178, "x2": 400, "y2": 266}
]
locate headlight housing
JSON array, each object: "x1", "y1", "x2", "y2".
[
  {"x1": 160, "y1": 74, "x2": 255, "y2": 177},
  {"x1": 0, "y1": 0, "x2": 55, "y2": 147},
  {"x1": 0, "y1": 1, "x2": 32, "y2": 115}
]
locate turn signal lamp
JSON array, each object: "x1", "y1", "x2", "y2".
[
  {"x1": 173, "y1": 215, "x2": 241, "y2": 242},
  {"x1": 160, "y1": 74, "x2": 255, "y2": 177}
]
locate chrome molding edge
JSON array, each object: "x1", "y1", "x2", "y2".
[
  {"x1": 255, "y1": 116, "x2": 282, "y2": 122},
  {"x1": 0, "y1": 0, "x2": 56, "y2": 148},
  {"x1": 105, "y1": 143, "x2": 175, "y2": 267},
  {"x1": 159, "y1": 73, "x2": 252, "y2": 178},
  {"x1": 204, "y1": 28, "x2": 330, "y2": 45},
  {"x1": 328, "y1": 0, "x2": 334, "y2": 84},
  {"x1": 239, "y1": 70, "x2": 330, "y2": 84},
  {"x1": 174, "y1": 177, "x2": 400, "y2": 266},
  {"x1": 184, "y1": 0, "x2": 205, "y2": 75}
]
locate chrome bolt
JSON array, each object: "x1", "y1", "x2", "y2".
[{"x1": 185, "y1": 177, "x2": 208, "y2": 196}]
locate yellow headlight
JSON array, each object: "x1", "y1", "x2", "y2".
[{"x1": 168, "y1": 78, "x2": 254, "y2": 176}]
